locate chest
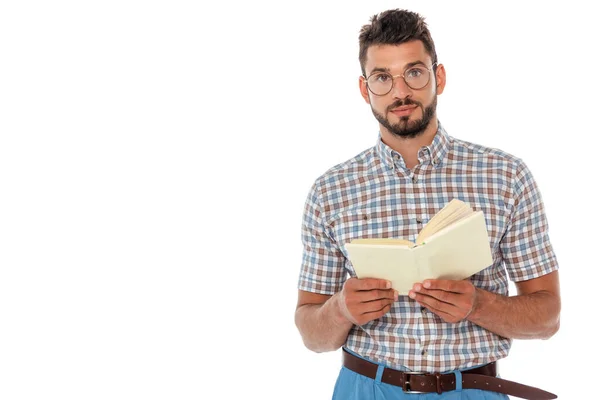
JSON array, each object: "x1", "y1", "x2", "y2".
[{"x1": 324, "y1": 172, "x2": 512, "y2": 255}]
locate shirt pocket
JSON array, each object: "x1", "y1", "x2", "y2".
[{"x1": 327, "y1": 207, "x2": 415, "y2": 257}]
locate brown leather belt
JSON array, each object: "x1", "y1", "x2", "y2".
[{"x1": 343, "y1": 349, "x2": 556, "y2": 399}]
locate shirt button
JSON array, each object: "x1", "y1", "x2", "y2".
[
  {"x1": 421, "y1": 307, "x2": 426, "y2": 313},
  {"x1": 416, "y1": 218, "x2": 422, "y2": 224},
  {"x1": 432, "y1": 159, "x2": 438, "y2": 165},
  {"x1": 412, "y1": 176, "x2": 418, "y2": 183},
  {"x1": 421, "y1": 349, "x2": 428, "y2": 356}
]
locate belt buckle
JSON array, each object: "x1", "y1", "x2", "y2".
[
  {"x1": 401, "y1": 371, "x2": 427, "y2": 394},
  {"x1": 401, "y1": 371, "x2": 443, "y2": 394}
]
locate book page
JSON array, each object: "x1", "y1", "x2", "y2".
[
  {"x1": 350, "y1": 238, "x2": 414, "y2": 246},
  {"x1": 416, "y1": 199, "x2": 473, "y2": 243},
  {"x1": 414, "y1": 211, "x2": 493, "y2": 280},
  {"x1": 419, "y1": 207, "x2": 472, "y2": 240},
  {"x1": 345, "y1": 243, "x2": 419, "y2": 295}
]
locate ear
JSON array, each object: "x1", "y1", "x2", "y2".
[
  {"x1": 434, "y1": 63, "x2": 446, "y2": 95},
  {"x1": 359, "y1": 76, "x2": 371, "y2": 104}
]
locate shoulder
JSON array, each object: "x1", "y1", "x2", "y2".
[
  {"x1": 450, "y1": 136, "x2": 523, "y2": 166},
  {"x1": 448, "y1": 136, "x2": 530, "y2": 176},
  {"x1": 305, "y1": 147, "x2": 378, "y2": 211},
  {"x1": 312, "y1": 147, "x2": 378, "y2": 190},
  {"x1": 449, "y1": 136, "x2": 539, "y2": 201}
]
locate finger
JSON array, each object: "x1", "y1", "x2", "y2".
[
  {"x1": 414, "y1": 293, "x2": 465, "y2": 323},
  {"x1": 361, "y1": 297, "x2": 396, "y2": 313},
  {"x1": 413, "y1": 287, "x2": 460, "y2": 305},
  {"x1": 420, "y1": 302, "x2": 456, "y2": 321},
  {"x1": 353, "y1": 278, "x2": 392, "y2": 291},
  {"x1": 346, "y1": 297, "x2": 394, "y2": 322},
  {"x1": 419, "y1": 279, "x2": 469, "y2": 293},
  {"x1": 362, "y1": 289, "x2": 398, "y2": 302},
  {"x1": 359, "y1": 303, "x2": 393, "y2": 323},
  {"x1": 409, "y1": 290, "x2": 456, "y2": 313}
]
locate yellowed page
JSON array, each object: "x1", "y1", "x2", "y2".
[
  {"x1": 418, "y1": 208, "x2": 471, "y2": 241},
  {"x1": 413, "y1": 211, "x2": 493, "y2": 280},
  {"x1": 351, "y1": 238, "x2": 415, "y2": 246},
  {"x1": 345, "y1": 243, "x2": 418, "y2": 295},
  {"x1": 416, "y1": 199, "x2": 473, "y2": 243}
]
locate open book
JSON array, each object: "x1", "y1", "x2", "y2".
[{"x1": 345, "y1": 199, "x2": 493, "y2": 295}]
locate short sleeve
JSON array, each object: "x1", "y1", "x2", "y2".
[
  {"x1": 500, "y1": 160, "x2": 559, "y2": 281},
  {"x1": 297, "y1": 181, "x2": 347, "y2": 295}
]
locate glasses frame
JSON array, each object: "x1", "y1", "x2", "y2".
[{"x1": 364, "y1": 63, "x2": 438, "y2": 96}]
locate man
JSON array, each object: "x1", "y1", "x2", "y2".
[{"x1": 294, "y1": 9, "x2": 560, "y2": 400}]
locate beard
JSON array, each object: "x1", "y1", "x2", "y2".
[{"x1": 371, "y1": 96, "x2": 437, "y2": 139}]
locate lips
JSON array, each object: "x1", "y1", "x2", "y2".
[{"x1": 390, "y1": 106, "x2": 417, "y2": 116}]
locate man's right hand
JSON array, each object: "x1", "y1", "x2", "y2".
[{"x1": 336, "y1": 277, "x2": 398, "y2": 326}]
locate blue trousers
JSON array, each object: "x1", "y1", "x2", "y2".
[{"x1": 332, "y1": 362, "x2": 509, "y2": 400}]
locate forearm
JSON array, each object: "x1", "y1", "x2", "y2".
[
  {"x1": 468, "y1": 288, "x2": 560, "y2": 339},
  {"x1": 295, "y1": 293, "x2": 354, "y2": 353}
]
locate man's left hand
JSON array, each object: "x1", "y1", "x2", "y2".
[{"x1": 409, "y1": 279, "x2": 478, "y2": 323}]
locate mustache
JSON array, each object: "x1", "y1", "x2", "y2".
[{"x1": 387, "y1": 99, "x2": 422, "y2": 112}]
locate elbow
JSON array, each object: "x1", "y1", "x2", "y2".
[
  {"x1": 302, "y1": 339, "x2": 333, "y2": 353},
  {"x1": 296, "y1": 322, "x2": 341, "y2": 353},
  {"x1": 541, "y1": 299, "x2": 561, "y2": 339},
  {"x1": 542, "y1": 316, "x2": 560, "y2": 340},
  {"x1": 539, "y1": 291, "x2": 561, "y2": 340},
  {"x1": 295, "y1": 309, "x2": 343, "y2": 353},
  {"x1": 295, "y1": 308, "x2": 327, "y2": 353},
  {"x1": 302, "y1": 338, "x2": 343, "y2": 353},
  {"x1": 296, "y1": 329, "x2": 333, "y2": 353}
]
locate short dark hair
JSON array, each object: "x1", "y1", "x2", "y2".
[{"x1": 358, "y1": 9, "x2": 438, "y2": 76}]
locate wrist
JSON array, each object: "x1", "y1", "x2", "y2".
[
  {"x1": 330, "y1": 292, "x2": 353, "y2": 327},
  {"x1": 467, "y1": 287, "x2": 491, "y2": 322}
]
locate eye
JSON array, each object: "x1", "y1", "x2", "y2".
[
  {"x1": 406, "y1": 67, "x2": 425, "y2": 78},
  {"x1": 373, "y1": 73, "x2": 391, "y2": 83}
]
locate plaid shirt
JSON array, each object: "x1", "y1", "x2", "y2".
[{"x1": 298, "y1": 123, "x2": 558, "y2": 373}]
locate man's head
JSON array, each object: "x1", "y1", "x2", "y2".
[{"x1": 358, "y1": 9, "x2": 445, "y2": 139}]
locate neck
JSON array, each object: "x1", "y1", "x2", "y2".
[{"x1": 380, "y1": 118, "x2": 438, "y2": 169}]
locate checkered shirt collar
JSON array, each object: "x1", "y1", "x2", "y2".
[{"x1": 375, "y1": 122, "x2": 451, "y2": 170}]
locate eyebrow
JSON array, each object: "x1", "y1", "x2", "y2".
[{"x1": 369, "y1": 60, "x2": 428, "y2": 75}]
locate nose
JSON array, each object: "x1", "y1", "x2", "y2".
[{"x1": 390, "y1": 75, "x2": 412, "y2": 99}]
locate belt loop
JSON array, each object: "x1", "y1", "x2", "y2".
[
  {"x1": 453, "y1": 371, "x2": 462, "y2": 391},
  {"x1": 375, "y1": 365, "x2": 384, "y2": 383},
  {"x1": 435, "y1": 373, "x2": 442, "y2": 394}
]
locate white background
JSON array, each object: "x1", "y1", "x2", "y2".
[{"x1": 0, "y1": 1, "x2": 597, "y2": 399}]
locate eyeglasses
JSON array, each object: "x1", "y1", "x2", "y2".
[{"x1": 364, "y1": 63, "x2": 438, "y2": 96}]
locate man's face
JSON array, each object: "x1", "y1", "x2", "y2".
[{"x1": 360, "y1": 41, "x2": 445, "y2": 139}]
